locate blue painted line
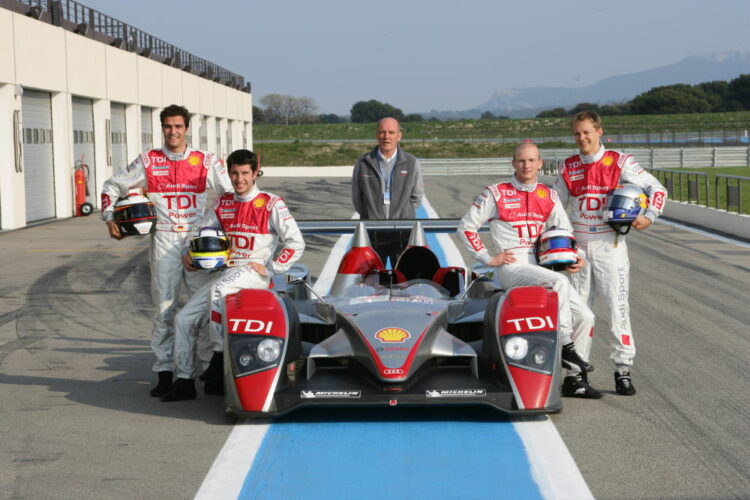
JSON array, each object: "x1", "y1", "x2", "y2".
[{"x1": 240, "y1": 410, "x2": 541, "y2": 500}]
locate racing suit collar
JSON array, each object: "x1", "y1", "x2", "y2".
[
  {"x1": 160, "y1": 145, "x2": 193, "y2": 161},
  {"x1": 235, "y1": 184, "x2": 260, "y2": 202},
  {"x1": 510, "y1": 174, "x2": 538, "y2": 192},
  {"x1": 580, "y1": 144, "x2": 606, "y2": 164}
]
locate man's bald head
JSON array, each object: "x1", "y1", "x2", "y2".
[
  {"x1": 513, "y1": 142, "x2": 541, "y2": 162},
  {"x1": 376, "y1": 117, "x2": 403, "y2": 157}
]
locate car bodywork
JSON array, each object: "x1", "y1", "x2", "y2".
[{"x1": 222, "y1": 221, "x2": 563, "y2": 417}]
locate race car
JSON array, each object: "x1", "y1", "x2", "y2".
[{"x1": 221, "y1": 221, "x2": 564, "y2": 418}]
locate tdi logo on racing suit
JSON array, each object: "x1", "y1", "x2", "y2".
[
  {"x1": 464, "y1": 231, "x2": 484, "y2": 252},
  {"x1": 506, "y1": 316, "x2": 554, "y2": 332},
  {"x1": 163, "y1": 194, "x2": 198, "y2": 210},
  {"x1": 230, "y1": 234, "x2": 255, "y2": 250},
  {"x1": 228, "y1": 319, "x2": 274, "y2": 334},
  {"x1": 578, "y1": 195, "x2": 607, "y2": 213}
]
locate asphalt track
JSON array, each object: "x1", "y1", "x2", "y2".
[{"x1": 1, "y1": 175, "x2": 749, "y2": 499}]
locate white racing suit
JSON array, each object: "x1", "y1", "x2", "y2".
[
  {"x1": 457, "y1": 175, "x2": 595, "y2": 375},
  {"x1": 100, "y1": 147, "x2": 232, "y2": 373},
  {"x1": 173, "y1": 185, "x2": 305, "y2": 379},
  {"x1": 553, "y1": 146, "x2": 667, "y2": 367}
]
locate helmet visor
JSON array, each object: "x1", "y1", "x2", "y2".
[
  {"x1": 607, "y1": 194, "x2": 640, "y2": 210},
  {"x1": 538, "y1": 235, "x2": 576, "y2": 253},
  {"x1": 115, "y1": 203, "x2": 155, "y2": 222},
  {"x1": 190, "y1": 236, "x2": 230, "y2": 253}
]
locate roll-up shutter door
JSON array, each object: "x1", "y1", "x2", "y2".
[
  {"x1": 141, "y1": 107, "x2": 153, "y2": 151},
  {"x1": 197, "y1": 115, "x2": 207, "y2": 150},
  {"x1": 22, "y1": 89, "x2": 56, "y2": 222},
  {"x1": 226, "y1": 121, "x2": 233, "y2": 154},
  {"x1": 72, "y1": 97, "x2": 96, "y2": 206},
  {"x1": 110, "y1": 103, "x2": 128, "y2": 171}
]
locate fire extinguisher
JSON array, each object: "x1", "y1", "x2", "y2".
[{"x1": 74, "y1": 157, "x2": 94, "y2": 216}]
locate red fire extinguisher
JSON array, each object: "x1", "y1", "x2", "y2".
[{"x1": 74, "y1": 157, "x2": 94, "y2": 216}]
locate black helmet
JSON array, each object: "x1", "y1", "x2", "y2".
[{"x1": 114, "y1": 194, "x2": 156, "y2": 236}]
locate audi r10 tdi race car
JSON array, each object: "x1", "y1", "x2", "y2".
[{"x1": 221, "y1": 221, "x2": 564, "y2": 418}]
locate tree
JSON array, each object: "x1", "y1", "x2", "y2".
[
  {"x1": 350, "y1": 100, "x2": 404, "y2": 123},
  {"x1": 252, "y1": 105, "x2": 266, "y2": 123},
  {"x1": 728, "y1": 74, "x2": 750, "y2": 110},
  {"x1": 319, "y1": 113, "x2": 344, "y2": 124},
  {"x1": 402, "y1": 113, "x2": 424, "y2": 122},
  {"x1": 568, "y1": 102, "x2": 601, "y2": 115},
  {"x1": 259, "y1": 94, "x2": 319, "y2": 125},
  {"x1": 630, "y1": 84, "x2": 712, "y2": 114},
  {"x1": 536, "y1": 107, "x2": 567, "y2": 118}
]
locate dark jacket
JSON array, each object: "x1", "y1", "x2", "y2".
[{"x1": 351, "y1": 146, "x2": 424, "y2": 219}]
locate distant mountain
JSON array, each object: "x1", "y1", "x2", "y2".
[{"x1": 423, "y1": 51, "x2": 750, "y2": 119}]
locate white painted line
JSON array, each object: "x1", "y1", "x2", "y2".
[
  {"x1": 658, "y1": 218, "x2": 750, "y2": 248},
  {"x1": 194, "y1": 422, "x2": 270, "y2": 500},
  {"x1": 514, "y1": 419, "x2": 594, "y2": 500}
]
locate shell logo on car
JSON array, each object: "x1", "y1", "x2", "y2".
[{"x1": 375, "y1": 327, "x2": 411, "y2": 343}]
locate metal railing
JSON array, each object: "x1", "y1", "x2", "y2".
[
  {"x1": 419, "y1": 158, "x2": 513, "y2": 176},
  {"x1": 715, "y1": 175, "x2": 750, "y2": 213},
  {"x1": 541, "y1": 147, "x2": 750, "y2": 169},
  {"x1": 2, "y1": 0, "x2": 250, "y2": 91},
  {"x1": 648, "y1": 168, "x2": 710, "y2": 206}
]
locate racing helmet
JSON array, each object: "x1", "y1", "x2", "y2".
[
  {"x1": 113, "y1": 194, "x2": 156, "y2": 236},
  {"x1": 603, "y1": 184, "x2": 648, "y2": 235},
  {"x1": 189, "y1": 227, "x2": 230, "y2": 270},
  {"x1": 536, "y1": 228, "x2": 578, "y2": 271}
]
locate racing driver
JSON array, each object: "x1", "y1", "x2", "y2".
[
  {"x1": 554, "y1": 111, "x2": 667, "y2": 395},
  {"x1": 100, "y1": 105, "x2": 232, "y2": 397},
  {"x1": 162, "y1": 149, "x2": 305, "y2": 401},
  {"x1": 458, "y1": 142, "x2": 601, "y2": 398}
]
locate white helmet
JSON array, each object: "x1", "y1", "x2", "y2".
[
  {"x1": 189, "y1": 227, "x2": 230, "y2": 270},
  {"x1": 603, "y1": 184, "x2": 648, "y2": 235},
  {"x1": 114, "y1": 194, "x2": 156, "y2": 236},
  {"x1": 536, "y1": 228, "x2": 578, "y2": 271}
]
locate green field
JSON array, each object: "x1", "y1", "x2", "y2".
[{"x1": 254, "y1": 111, "x2": 750, "y2": 142}]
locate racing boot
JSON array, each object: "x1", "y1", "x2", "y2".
[
  {"x1": 562, "y1": 375, "x2": 603, "y2": 399},
  {"x1": 160, "y1": 378, "x2": 197, "y2": 402},
  {"x1": 614, "y1": 369, "x2": 636, "y2": 396},
  {"x1": 203, "y1": 351, "x2": 225, "y2": 396},
  {"x1": 199, "y1": 351, "x2": 222, "y2": 381},
  {"x1": 149, "y1": 371, "x2": 173, "y2": 397},
  {"x1": 561, "y1": 342, "x2": 594, "y2": 374}
]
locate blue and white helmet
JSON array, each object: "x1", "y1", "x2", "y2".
[
  {"x1": 536, "y1": 228, "x2": 578, "y2": 271},
  {"x1": 603, "y1": 184, "x2": 648, "y2": 235}
]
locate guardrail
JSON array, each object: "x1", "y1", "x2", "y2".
[
  {"x1": 419, "y1": 158, "x2": 513, "y2": 176},
  {"x1": 541, "y1": 147, "x2": 750, "y2": 169},
  {"x1": 1, "y1": 0, "x2": 249, "y2": 91},
  {"x1": 648, "y1": 168, "x2": 710, "y2": 206},
  {"x1": 716, "y1": 174, "x2": 750, "y2": 213}
]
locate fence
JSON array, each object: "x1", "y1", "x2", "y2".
[
  {"x1": 420, "y1": 158, "x2": 513, "y2": 176},
  {"x1": 1, "y1": 0, "x2": 249, "y2": 90},
  {"x1": 540, "y1": 146, "x2": 750, "y2": 169}
]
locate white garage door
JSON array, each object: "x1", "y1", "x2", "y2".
[
  {"x1": 22, "y1": 89, "x2": 56, "y2": 222},
  {"x1": 72, "y1": 96, "x2": 96, "y2": 207},
  {"x1": 110, "y1": 103, "x2": 128, "y2": 170}
]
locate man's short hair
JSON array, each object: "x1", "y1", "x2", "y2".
[
  {"x1": 160, "y1": 105, "x2": 190, "y2": 128},
  {"x1": 227, "y1": 149, "x2": 259, "y2": 172},
  {"x1": 572, "y1": 111, "x2": 602, "y2": 129}
]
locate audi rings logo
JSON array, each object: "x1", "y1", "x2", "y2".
[{"x1": 383, "y1": 368, "x2": 404, "y2": 375}]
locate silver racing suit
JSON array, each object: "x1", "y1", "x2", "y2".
[
  {"x1": 457, "y1": 175, "x2": 595, "y2": 373},
  {"x1": 553, "y1": 145, "x2": 667, "y2": 367},
  {"x1": 100, "y1": 147, "x2": 232, "y2": 373},
  {"x1": 173, "y1": 185, "x2": 305, "y2": 379}
]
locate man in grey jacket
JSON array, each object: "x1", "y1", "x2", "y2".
[{"x1": 351, "y1": 117, "x2": 424, "y2": 267}]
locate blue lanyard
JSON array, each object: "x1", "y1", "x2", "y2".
[{"x1": 377, "y1": 151, "x2": 398, "y2": 194}]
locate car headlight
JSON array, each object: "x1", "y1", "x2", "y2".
[
  {"x1": 504, "y1": 336, "x2": 528, "y2": 361},
  {"x1": 257, "y1": 338, "x2": 282, "y2": 362},
  {"x1": 238, "y1": 352, "x2": 253, "y2": 367},
  {"x1": 532, "y1": 348, "x2": 547, "y2": 366}
]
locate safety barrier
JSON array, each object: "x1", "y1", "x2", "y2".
[
  {"x1": 419, "y1": 158, "x2": 513, "y2": 176},
  {"x1": 540, "y1": 147, "x2": 750, "y2": 169}
]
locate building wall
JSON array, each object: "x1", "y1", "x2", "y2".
[{"x1": 0, "y1": 7, "x2": 253, "y2": 230}]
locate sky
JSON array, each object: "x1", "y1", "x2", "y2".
[{"x1": 82, "y1": 0, "x2": 750, "y2": 115}]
